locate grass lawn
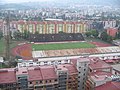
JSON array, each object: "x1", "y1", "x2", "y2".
[
  {"x1": 0, "y1": 63, "x2": 7, "y2": 68},
  {"x1": 0, "y1": 39, "x2": 5, "y2": 54},
  {"x1": 0, "y1": 38, "x2": 23, "y2": 56},
  {"x1": 85, "y1": 37, "x2": 111, "y2": 44},
  {"x1": 32, "y1": 42, "x2": 96, "y2": 51}
]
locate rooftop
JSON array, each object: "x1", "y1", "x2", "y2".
[
  {"x1": 90, "y1": 71, "x2": 112, "y2": 82},
  {"x1": 40, "y1": 66, "x2": 57, "y2": 80},
  {"x1": 111, "y1": 64, "x2": 120, "y2": 72},
  {"x1": 16, "y1": 67, "x2": 28, "y2": 76},
  {"x1": 57, "y1": 64, "x2": 78, "y2": 75},
  {"x1": 28, "y1": 67, "x2": 42, "y2": 81},
  {"x1": 0, "y1": 68, "x2": 16, "y2": 84},
  {"x1": 95, "y1": 81, "x2": 120, "y2": 90},
  {"x1": 77, "y1": 57, "x2": 90, "y2": 62},
  {"x1": 89, "y1": 59, "x2": 112, "y2": 70}
]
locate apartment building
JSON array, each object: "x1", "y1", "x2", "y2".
[
  {"x1": 1, "y1": 58, "x2": 120, "y2": 90},
  {"x1": 85, "y1": 58, "x2": 120, "y2": 90},
  {"x1": 0, "y1": 58, "x2": 89, "y2": 90},
  {"x1": 8, "y1": 20, "x2": 88, "y2": 34},
  {"x1": 0, "y1": 64, "x2": 79, "y2": 90},
  {"x1": 77, "y1": 58, "x2": 90, "y2": 90}
]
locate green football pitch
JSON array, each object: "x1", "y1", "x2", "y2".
[{"x1": 32, "y1": 42, "x2": 96, "y2": 51}]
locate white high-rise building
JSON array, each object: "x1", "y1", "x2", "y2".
[{"x1": 77, "y1": 58, "x2": 90, "y2": 90}]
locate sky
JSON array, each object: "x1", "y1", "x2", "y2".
[
  {"x1": 1, "y1": 0, "x2": 54, "y2": 3},
  {"x1": 1, "y1": 0, "x2": 120, "y2": 6}
]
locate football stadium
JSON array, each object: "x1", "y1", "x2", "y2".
[{"x1": 11, "y1": 32, "x2": 120, "y2": 62}]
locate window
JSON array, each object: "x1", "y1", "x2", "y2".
[
  {"x1": 29, "y1": 63, "x2": 33, "y2": 64},
  {"x1": 83, "y1": 78, "x2": 85, "y2": 80},
  {"x1": 40, "y1": 80, "x2": 42, "y2": 83},
  {"x1": 29, "y1": 82, "x2": 32, "y2": 84},
  {"x1": 55, "y1": 79, "x2": 57, "y2": 82},
  {"x1": 18, "y1": 87, "x2": 21, "y2": 89},
  {"x1": 36, "y1": 81, "x2": 39, "y2": 84},
  {"x1": 44, "y1": 61, "x2": 48, "y2": 65},
  {"x1": 46, "y1": 80, "x2": 48, "y2": 83},
  {"x1": 37, "y1": 62, "x2": 39, "y2": 64}
]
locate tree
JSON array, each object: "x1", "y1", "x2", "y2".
[
  {"x1": 118, "y1": 26, "x2": 120, "y2": 31},
  {"x1": 100, "y1": 31, "x2": 108, "y2": 41},
  {"x1": 13, "y1": 31, "x2": 22, "y2": 40},
  {"x1": 107, "y1": 35, "x2": 112, "y2": 43},
  {"x1": 85, "y1": 30, "x2": 99, "y2": 38},
  {"x1": 115, "y1": 32, "x2": 119, "y2": 39},
  {"x1": 85, "y1": 32, "x2": 91, "y2": 37},
  {"x1": 22, "y1": 30, "x2": 30, "y2": 39},
  {"x1": 91, "y1": 30, "x2": 99, "y2": 38},
  {"x1": 100, "y1": 31, "x2": 113, "y2": 43},
  {"x1": 35, "y1": 31, "x2": 39, "y2": 35},
  {"x1": 0, "y1": 31, "x2": 3, "y2": 40}
]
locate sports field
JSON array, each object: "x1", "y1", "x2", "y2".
[{"x1": 32, "y1": 42, "x2": 96, "y2": 50}]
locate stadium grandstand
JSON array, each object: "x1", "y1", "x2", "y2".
[{"x1": 29, "y1": 33, "x2": 84, "y2": 42}]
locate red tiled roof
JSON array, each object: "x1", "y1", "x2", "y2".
[
  {"x1": 89, "y1": 60, "x2": 112, "y2": 70},
  {"x1": 71, "y1": 59, "x2": 77, "y2": 66},
  {"x1": 58, "y1": 64, "x2": 78, "y2": 75},
  {"x1": 28, "y1": 67, "x2": 42, "y2": 81},
  {"x1": 89, "y1": 71, "x2": 112, "y2": 85},
  {"x1": 0, "y1": 68, "x2": 16, "y2": 84},
  {"x1": 34, "y1": 21, "x2": 45, "y2": 24},
  {"x1": 47, "y1": 21, "x2": 56, "y2": 24},
  {"x1": 27, "y1": 21, "x2": 35, "y2": 24},
  {"x1": 40, "y1": 66, "x2": 57, "y2": 80},
  {"x1": 90, "y1": 71, "x2": 112, "y2": 77},
  {"x1": 105, "y1": 59, "x2": 116, "y2": 63},
  {"x1": 55, "y1": 21, "x2": 64, "y2": 24},
  {"x1": 95, "y1": 81, "x2": 120, "y2": 90}
]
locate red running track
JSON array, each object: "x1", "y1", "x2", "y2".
[
  {"x1": 90, "y1": 42, "x2": 112, "y2": 47},
  {"x1": 11, "y1": 44, "x2": 33, "y2": 60}
]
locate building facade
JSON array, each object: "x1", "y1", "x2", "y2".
[
  {"x1": 85, "y1": 58, "x2": 120, "y2": 90},
  {"x1": 0, "y1": 57, "x2": 120, "y2": 90},
  {"x1": 0, "y1": 58, "x2": 89, "y2": 90},
  {"x1": 5, "y1": 20, "x2": 88, "y2": 34}
]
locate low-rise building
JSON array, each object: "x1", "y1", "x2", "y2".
[{"x1": 85, "y1": 58, "x2": 120, "y2": 90}]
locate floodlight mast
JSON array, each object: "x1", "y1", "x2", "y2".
[{"x1": 4, "y1": 10, "x2": 11, "y2": 61}]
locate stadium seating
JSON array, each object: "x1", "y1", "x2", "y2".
[{"x1": 29, "y1": 33, "x2": 84, "y2": 42}]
